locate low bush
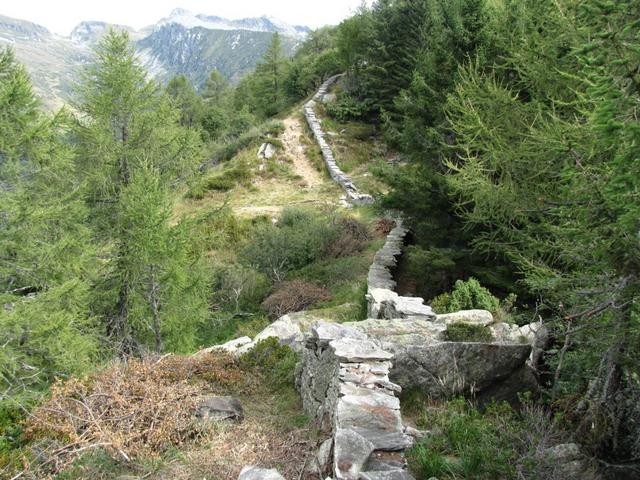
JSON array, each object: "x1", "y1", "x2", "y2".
[
  {"x1": 325, "y1": 217, "x2": 371, "y2": 258},
  {"x1": 22, "y1": 354, "x2": 245, "y2": 474},
  {"x1": 405, "y1": 397, "x2": 577, "y2": 480},
  {"x1": 325, "y1": 94, "x2": 368, "y2": 122},
  {"x1": 212, "y1": 264, "x2": 271, "y2": 313},
  {"x1": 443, "y1": 323, "x2": 494, "y2": 343},
  {"x1": 433, "y1": 277, "x2": 500, "y2": 314},
  {"x1": 261, "y1": 280, "x2": 330, "y2": 318},
  {"x1": 239, "y1": 207, "x2": 337, "y2": 281},
  {"x1": 239, "y1": 338, "x2": 298, "y2": 390}
]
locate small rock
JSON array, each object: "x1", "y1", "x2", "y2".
[
  {"x1": 238, "y1": 466, "x2": 285, "y2": 480},
  {"x1": 257, "y1": 142, "x2": 276, "y2": 160},
  {"x1": 195, "y1": 396, "x2": 243, "y2": 422},
  {"x1": 334, "y1": 428, "x2": 375, "y2": 480}
]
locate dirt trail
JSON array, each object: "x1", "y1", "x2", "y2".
[{"x1": 281, "y1": 115, "x2": 322, "y2": 188}]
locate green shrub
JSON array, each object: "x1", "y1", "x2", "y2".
[
  {"x1": 240, "y1": 207, "x2": 337, "y2": 281},
  {"x1": 443, "y1": 323, "x2": 494, "y2": 342},
  {"x1": 186, "y1": 162, "x2": 253, "y2": 197},
  {"x1": 325, "y1": 94, "x2": 367, "y2": 122},
  {"x1": 212, "y1": 264, "x2": 271, "y2": 312},
  {"x1": 435, "y1": 277, "x2": 500, "y2": 314},
  {"x1": 405, "y1": 397, "x2": 571, "y2": 480},
  {"x1": 239, "y1": 337, "x2": 298, "y2": 390}
]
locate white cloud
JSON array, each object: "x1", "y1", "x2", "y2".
[{"x1": 1, "y1": 0, "x2": 369, "y2": 35}]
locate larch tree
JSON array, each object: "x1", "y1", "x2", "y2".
[
  {"x1": 74, "y1": 30, "x2": 208, "y2": 355},
  {"x1": 0, "y1": 47, "x2": 98, "y2": 424}
]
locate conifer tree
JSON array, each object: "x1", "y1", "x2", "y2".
[
  {"x1": 0, "y1": 47, "x2": 98, "y2": 425},
  {"x1": 74, "y1": 30, "x2": 207, "y2": 354}
]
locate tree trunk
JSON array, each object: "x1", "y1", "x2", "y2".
[{"x1": 148, "y1": 266, "x2": 162, "y2": 354}]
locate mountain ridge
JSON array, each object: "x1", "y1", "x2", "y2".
[{"x1": 0, "y1": 9, "x2": 309, "y2": 109}]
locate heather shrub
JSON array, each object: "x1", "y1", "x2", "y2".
[
  {"x1": 325, "y1": 217, "x2": 371, "y2": 258},
  {"x1": 443, "y1": 323, "x2": 494, "y2": 343}
]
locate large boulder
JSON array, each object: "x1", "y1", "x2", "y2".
[
  {"x1": 388, "y1": 341, "x2": 531, "y2": 397},
  {"x1": 347, "y1": 318, "x2": 533, "y2": 398}
]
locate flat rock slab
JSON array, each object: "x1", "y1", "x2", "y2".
[
  {"x1": 386, "y1": 341, "x2": 532, "y2": 396},
  {"x1": 238, "y1": 466, "x2": 285, "y2": 480},
  {"x1": 435, "y1": 309, "x2": 494, "y2": 327},
  {"x1": 331, "y1": 338, "x2": 394, "y2": 363},
  {"x1": 196, "y1": 396, "x2": 244, "y2": 421}
]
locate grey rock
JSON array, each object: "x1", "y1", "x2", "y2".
[
  {"x1": 257, "y1": 142, "x2": 276, "y2": 160},
  {"x1": 334, "y1": 428, "x2": 375, "y2": 480},
  {"x1": 195, "y1": 396, "x2": 244, "y2": 421},
  {"x1": 435, "y1": 310, "x2": 494, "y2": 327},
  {"x1": 238, "y1": 466, "x2": 285, "y2": 480},
  {"x1": 476, "y1": 364, "x2": 539, "y2": 407},
  {"x1": 195, "y1": 336, "x2": 253, "y2": 356},
  {"x1": 332, "y1": 338, "x2": 394, "y2": 362},
  {"x1": 383, "y1": 340, "x2": 532, "y2": 397}
]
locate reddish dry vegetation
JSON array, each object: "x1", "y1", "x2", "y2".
[
  {"x1": 374, "y1": 217, "x2": 395, "y2": 237},
  {"x1": 262, "y1": 279, "x2": 331, "y2": 318},
  {"x1": 22, "y1": 353, "x2": 318, "y2": 479}
]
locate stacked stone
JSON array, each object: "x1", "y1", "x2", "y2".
[
  {"x1": 297, "y1": 322, "x2": 415, "y2": 480},
  {"x1": 366, "y1": 215, "x2": 435, "y2": 321},
  {"x1": 303, "y1": 75, "x2": 374, "y2": 206}
]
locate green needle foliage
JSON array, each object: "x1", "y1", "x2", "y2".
[{"x1": 73, "y1": 30, "x2": 208, "y2": 354}]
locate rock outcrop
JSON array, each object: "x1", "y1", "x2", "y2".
[
  {"x1": 296, "y1": 321, "x2": 415, "y2": 480},
  {"x1": 347, "y1": 316, "x2": 537, "y2": 400},
  {"x1": 304, "y1": 75, "x2": 374, "y2": 206}
]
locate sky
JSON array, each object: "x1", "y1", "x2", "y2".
[{"x1": 1, "y1": 0, "x2": 369, "y2": 35}]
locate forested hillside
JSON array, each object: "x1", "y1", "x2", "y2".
[{"x1": 1, "y1": 1, "x2": 639, "y2": 479}]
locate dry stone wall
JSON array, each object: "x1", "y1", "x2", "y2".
[
  {"x1": 296, "y1": 321, "x2": 416, "y2": 480},
  {"x1": 304, "y1": 74, "x2": 374, "y2": 206},
  {"x1": 366, "y1": 215, "x2": 435, "y2": 321}
]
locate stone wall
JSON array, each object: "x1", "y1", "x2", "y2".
[
  {"x1": 366, "y1": 215, "x2": 435, "y2": 321},
  {"x1": 304, "y1": 75, "x2": 374, "y2": 206},
  {"x1": 296, "y1": 321, "x2": 416, "y2": 480}
]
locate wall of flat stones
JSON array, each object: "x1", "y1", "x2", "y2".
[
  {"x1": 296, "y1": 322, "x2": 415, "y2": 480},
  {"x1": 304, "y1": 75, "x2": 374, "y2": 206},
  {"x1": 366, "y1": 215, "x2": 435, "y2": 321}
]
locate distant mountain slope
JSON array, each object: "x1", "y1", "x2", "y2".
[
  {"x1": 0, "y1": 9, "x2": 308, "y2": 108},
  {"x1": 0, "y1": 15, "x2": 89, "y2": 110},
  {"x1": 137, "y1": 23, "x2": 299, "y2": 86}
]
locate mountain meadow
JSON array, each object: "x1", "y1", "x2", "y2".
[{"x1": 1, "y1": 1, "x2": 639, "y2": 479}]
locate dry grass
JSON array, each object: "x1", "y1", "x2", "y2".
[{"x1": 20, "y1": 353, "x2": 320, "y2": 479}]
